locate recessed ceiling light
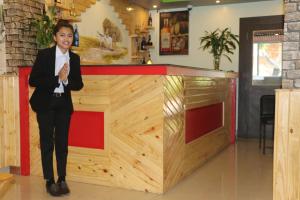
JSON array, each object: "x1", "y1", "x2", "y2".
[
  {"x1": 126, "y1": 7, "x2": 134, "y2": 11},
  {"x1": 216, "y1": 0, "x2": 220, "y2": 3},
  {"x1": 153, "y1": 5, "x2": 157, "y2": 9}
]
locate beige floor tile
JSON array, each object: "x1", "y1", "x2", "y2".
[{"x1": 1, "y1": 139, "x2": 273, "y2": 200}]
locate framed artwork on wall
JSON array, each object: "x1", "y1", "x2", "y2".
[{"x1": 159, "y1": 11, "x2": 189, "y2": 55}]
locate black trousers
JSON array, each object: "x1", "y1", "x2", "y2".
[{"x1": 36, "y1": 95, "x2": 71, "y2": 180}]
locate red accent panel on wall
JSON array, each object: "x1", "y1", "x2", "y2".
[
  {"x1": 185, "y1": 103, "x2": 223, "y2": 144},
  {"x1": 68, "y1": 111, "x2": 104, "y2": 149}
]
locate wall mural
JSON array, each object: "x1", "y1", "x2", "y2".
[{"x1": 73, "y1": 18, "x2": 127, "y2": 64}]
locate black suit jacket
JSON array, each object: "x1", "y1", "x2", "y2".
[{"x1": 29, "y1": 46, "x2": 84, "y2": 113}]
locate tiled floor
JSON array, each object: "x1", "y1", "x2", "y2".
[{"x1": 1, "y1": 139, "x2": 273, "y2": 200}]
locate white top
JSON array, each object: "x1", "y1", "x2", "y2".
[{"x1": 54, "y1": 46, "x2": 69, "y2": 93}]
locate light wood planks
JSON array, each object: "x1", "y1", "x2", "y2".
[
  {"x1": 110, "y1": 75, "x2": 164, "y2": 193},
  {"x1": 163, "y1": 76, "x2": 185, "y2": 192},
  {"x1": 274, "y1": 89, "x2": 300, "y2": 200},
  {"x1": 29, "y1": 75, "x2": 165, "y2": 193},
  {"x1": 28, "y1": 74, "x2": 235, "y2": 193},
  {"x1": 163, "y1": 76, "x2": 232, "y2": 191},
  {"x1": 0, "y1": 173, "x2": 14, "y2": 199},
  {"x1": 0, "y1": 75, "x2": 20, "y2": 168}
]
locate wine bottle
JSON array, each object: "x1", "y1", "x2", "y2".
[
  {"x1": 73, "y1": 24, "x2": 79, "y2": 47},
  {"x1": 141, "y1": 36, "x2": 146, "y2": 50},
  {"x1": 148, "y1": 13, "x2": 152, "y2": 27},
  {"x1": 142, "y1": 57, "x2": 146, "y2": 64},
  {"x1": 147, "y1": 35, "x2": 152, "y2": 46},
  {"x1": 160, "y1": 18, "x2": 171, "y2": 52}
]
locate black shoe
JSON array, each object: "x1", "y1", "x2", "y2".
[
  {"x1": 57, "y1": 181, "x2": 70, "y2": 195},
  {"x1": 46, "y1": 183, "x2": 61, "y2": 197}
]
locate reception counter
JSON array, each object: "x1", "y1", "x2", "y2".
[{"x1": 19, "y1": 64, "x2": 237, "y2": 193}]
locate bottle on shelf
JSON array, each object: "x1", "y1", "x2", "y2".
[
  {"x1": 141, "y1": 57, "x2": 146, "y2": 64},
  {"x1": 140, "y1": 36, "x2": 146, "y2": 51},
  {"x1": 160, "y1": 18, "x2": 171, "y2": 52},
  {"x1": 148, "y1": 13, "x2": 152, "y2": 27},
  {"x1": 73, "y1": 24, "x2": 79, "y2": 47},
  {"x1": 147, "y1": 35, "x2": 152, "y2": 46}
]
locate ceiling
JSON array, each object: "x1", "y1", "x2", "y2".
[{"x1": 129, "y1": 0, "x2": 273, "y2": 10}]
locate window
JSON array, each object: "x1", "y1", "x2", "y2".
[{"x1": 252, "y1": 29, "x2": 283, "y2": 86}]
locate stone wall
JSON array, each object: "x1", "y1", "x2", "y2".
[
  {"x1": 0, "y1": 0, "x2": 6, "y2": 74},
  {"x1": 283, "y1": 0, "x2": 300, "y2": 88},
  {"x1": 3, "y1": 0, "x2": 43, "y2": 73}
]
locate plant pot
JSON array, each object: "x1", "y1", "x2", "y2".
[{"x1": 213, "y1": 56, "x2": 220, "y2": 71}]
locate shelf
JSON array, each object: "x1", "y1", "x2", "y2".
[
  {"x1": 131, "y1": 56, "x2": 142, "y2": 59},
  {"x1": 130, "y1": 34, "x2": 139, "y2": 38},
  {"x1": 139, "y1": 50, "x2": 148, "y2": 53},
  {"x1": 145, "y1": 45, "x2": 154, "y2": 49},
  {"x1": 145, "y1": 26, "x2": 154, "y2": 30},
  {"x1": 139, "y1": 30, "x2": 149, "y2": 34}
]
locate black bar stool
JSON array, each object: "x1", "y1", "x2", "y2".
[{"x1": 259, "y1": 95, "x2": 275, "y2": 154}]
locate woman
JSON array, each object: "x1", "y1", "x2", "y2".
[{"x1": 29, "y1": 20, "x2": 83, "y2": 197}]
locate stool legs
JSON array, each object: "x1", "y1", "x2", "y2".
[
  {"x1": 263, "y1": 123, "x2": 266, "y2": 154},
  {"x1": 259, "y1": 122, "x2": 262, "y2": 149}
]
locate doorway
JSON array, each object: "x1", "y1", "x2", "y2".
[{"x1": 238, "y1": 15, "x2": 284, "y2": 138}]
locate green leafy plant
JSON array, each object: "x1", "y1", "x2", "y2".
[
  {"x1": 200, "y1": 28, "x2": 239, "y2": 70},
  {"x1": 30, "y1": 6, "x2": 57, "y2": 49}
]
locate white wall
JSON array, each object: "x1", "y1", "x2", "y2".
[
  {"x1": 0, "y1": 0, "x2": 6, "y2": 74},
  {"x1": 76, "y1": 0, "x2": 129, "y2": 64},
  {"x1": 150, "y1": 0, "x2": 283, "y2": 71}
]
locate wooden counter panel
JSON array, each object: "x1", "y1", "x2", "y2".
[
  {"x1": 0, "y1": 75, "x2": 20, "y2": 168},
  {"x1": 29, "y1": 75, "x2": 164, "y2": 192},
  {"x1": 184, "y1": 78, "x2": 228, "y2": 110},
  {"x1": 163, "y1": 76, "x2": 185, "y2": 192},
  {"x1": 163, "y1": 76, "x2": 232, "y2": 191},
  {"x1": 110, "y1": 75, "x2": 164, "y2": 193},
  {"x1": 29, "y1": 75, "x2": 111, "y2": 180},
  {"x1": 17, "y1": 66, "x2": 236, "y2": 193},
  {"x1": 274, "y1": 90, "x2": 300, "y2": 200}
]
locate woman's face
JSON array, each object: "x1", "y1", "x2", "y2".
[{"x1": 53, "y1": 27, "x2": 73, "y2": 53}]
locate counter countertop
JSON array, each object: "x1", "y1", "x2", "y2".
[{"x1": 19, "y1": 64, "x2": 238, "y2": 78}]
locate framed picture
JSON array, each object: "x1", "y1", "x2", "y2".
[{"x1": 159, "y1": 11, "x2": 189, "y2": 55}]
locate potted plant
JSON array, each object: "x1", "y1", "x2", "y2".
[
  {"x1": 200, "y1": 28, "x2": 239, "y2": 70},
  {"x1": 30, "y1": 6, "x2": 57, "y2": 49}
]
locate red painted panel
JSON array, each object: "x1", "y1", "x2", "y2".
[
  {"x1": 68, "y1": 111, "x2": 104, "y2": 149},
  {"x1": 230, "y1": 79, "x2": 237, "y2": 144},
  {"x1": 81, "y1": 66, "x2": 168, "y2": 75},
  {"x1": 19, "y1": 67, "x2": 31, "y2": 175},
  {"x1": 185, "y1": 103, "x2": 223, "y2": 144}
]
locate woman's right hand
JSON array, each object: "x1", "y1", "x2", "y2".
[{"x1": 59, "y1": 63, "x2": 69, "y2": 81}]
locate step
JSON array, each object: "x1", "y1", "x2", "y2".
[{"x1": 0, "y1": 173, "x2": 14, "y2": 198}]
